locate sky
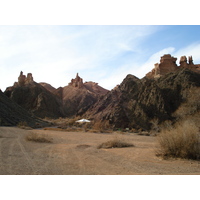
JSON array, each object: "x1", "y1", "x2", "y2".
[{"x1": 1, "y1": 25, "x2": 200, "y2": 91}]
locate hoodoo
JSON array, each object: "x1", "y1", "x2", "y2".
[{"x1": 146, "y1": 54, "x2": 200, "y2": 79}]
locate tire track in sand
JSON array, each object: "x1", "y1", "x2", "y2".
[
  {"x1": 70, "y1": 147, "x2": 86, "y2": 175},
  {"x1": 16, "y1": 137, "x2": 38, "y2": 174},
  {"x1": 0, "y1": 138, "x2": 6, "y2": 174}
]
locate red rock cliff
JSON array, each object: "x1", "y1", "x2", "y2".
[{"x1": 146, "y1": 54, "x2": 200, "y2": 79}]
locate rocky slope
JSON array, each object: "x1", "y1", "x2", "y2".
[
  {"x1": 4, "y1": 72, "x2": 64, "y2": 118},
  {"x1": 59, "y1": 73, "x2": 109, "y2": 117},
  {"x1": 39, "y1": 73, "x2": 109, "y2": 117},
  {"x1": 84, "y1": 55, "x2": 200, "y2": 130},
  {"x1": 4, "y1": 72, "x2": 109, "y2": 119},
  {"x1": 0, "y1": 90, "x2": 48, "y2": 127},
  {"x1": 39, "y1": 82, "x2": 57, "y2": 94},
  {"x1": 3, "y1": 54, "x2": 200, "y2": 130}
]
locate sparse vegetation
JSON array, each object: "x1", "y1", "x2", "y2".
[
  {"x1": 156, "y1": 120, "x2": 200, "y2": 160},
  {"x1": 97, "y1": 137, "x2": 134, "y2": 149},
  {"x1": 91, "y1": 120, "x2": 112, "y2": 133},
  {"x1": 173, "y1": 87, "x2": 200, "y2": 120},
  {"x1": 26, "y1": 132, "x2": 53, "y2": 143}
]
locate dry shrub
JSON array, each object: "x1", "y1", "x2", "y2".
[
  {"x1": 159, "y1": 120, "x2": 173, "y2": 131},
  {"x1": 156, "y1": 120, "x2": 200, "y2": 160},
  {"x1": 92, "y1": 120, "x2": 112, "y2": 133},
  {"x1": 66, "y1": 118, "x2": 78, "y2": 126},
  {"x1": 26, "y1": 132, "x2": 53, "y2": 143},
  {"x1": 97, "y1": 137, "x2": 134, "y2": 149}
]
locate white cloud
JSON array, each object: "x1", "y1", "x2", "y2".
[
  {"x1": 97, "y1": 63, "x2": 137, "y2": 90},
  {"x1": 132, "y1": 47, "x2": 176, "y2": 78},
  {"x1": 0, "y1": 25, "x2": 159, "y2": 91},
  {"x1": 174, "y1": 43, "x2": 200, "y2": 64},
  {"x1": 96, "y1": 47, "x2": 176, "y2": 89},
  {"x1": 2, "y1": 26, "x2": 200, "y2": 92}
]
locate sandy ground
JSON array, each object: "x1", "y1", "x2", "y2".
[{"x1": 0, "y1": 126, "x2": 200, "y2": 175}]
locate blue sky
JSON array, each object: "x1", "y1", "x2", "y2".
[{"x1": 1, "y1": 25, "x2": 200, "y2": 91}]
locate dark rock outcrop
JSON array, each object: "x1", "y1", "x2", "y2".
[
  {"x1": 85, "y1": 57, "x2": 200, "y2": 130},
  {"x1": 5, "y1": 54, "x2": 200, "y2": 130},
  {"x1": 4, "y1": 72, "x2": 109, "y2": 119},
  {"x1": 0, "y1": 90, "x2": 48, "y2": 127},
  {"x1": 4, "y1": 72, "x2": 64, "y2": 119}
]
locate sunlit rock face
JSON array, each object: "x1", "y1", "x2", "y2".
[{"x1": 146, "y1": 54, "x2": 200, "y2": 79}]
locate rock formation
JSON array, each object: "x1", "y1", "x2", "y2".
[
  {"x1": 68, "y1": 73, "x2": 84, "y2": 88},
  {"x1": 39, "y1": 82, "x2": 57, "y2": 94},
  {"x1": 4, "y1": 72, "x2": 109, "y2": 119},
  {"x1": 84, "y1": 68, "x2": 200, "y2": 130},
  {"x1": 17, "y1": 71, "x2": 34, "y2": 86},
  {"x1": 146, "y1": 54, "x2": 200, "y2": 79},
  {"x1": 179, "y1": 56, "x2": 188, "y2": 67},
  {"x1": 62, "y1": 73, "x2": 109, "y2": 117},
  {"x1": 84, "y1": 54, "x2": 200, "y2": 130},
  {"x1": 188, "y1": 56, "x2": 194, "y2": 65},
  {"x1": 3, "y1": 56, "x2": 200, "y2": 130},
  {"x1": 146, "y1": 54, "x2": 178, "y2": 78},
  {"x1": 0, "y1": 90, "x2": 49, "y2": 127},
  {"x1": 4, "y1": 72, "x2": 64, "y2": 119}
]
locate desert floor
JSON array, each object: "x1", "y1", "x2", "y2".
[{"x1": 0, "y1": 126, "x2": 200, "y2": 175}]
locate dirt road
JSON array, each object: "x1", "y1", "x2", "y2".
[{"x1": 0, "y1": 127, "x2": 200, "y2": 175}]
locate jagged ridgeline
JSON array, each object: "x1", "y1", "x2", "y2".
[
  {"x1": 4, "y1": 71, "x2": 64, "y2": 118},
  {"x1": 84, "y1": 54, "x2": 200, "y2": 130},
  {"x1": 4, "y1": 72, "x2": 109, "y2": 119},
  {"x1": 2, "y1": 54, "x2": 200, "y2": 130},
  {"x1": 146, "y1": 54, "x2": 200, "y2": 78}
]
